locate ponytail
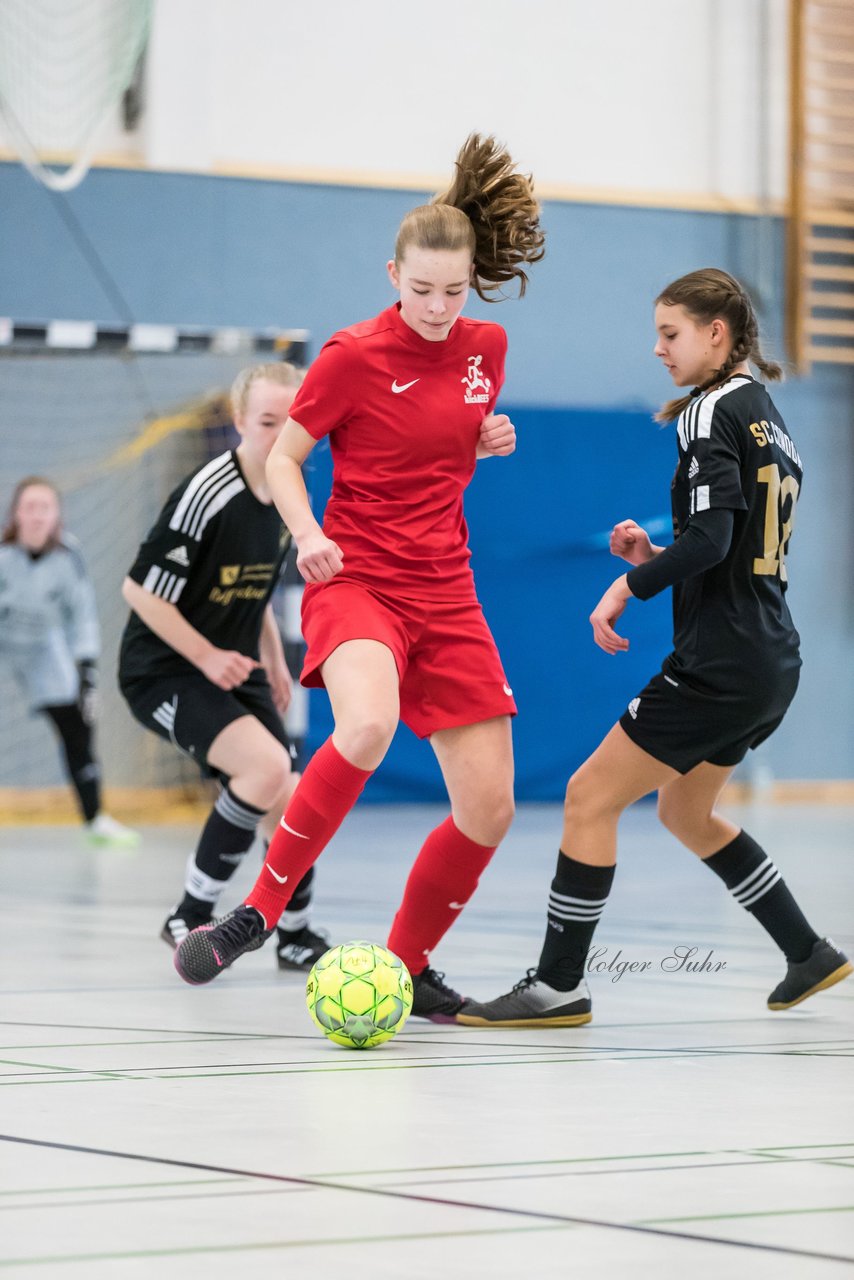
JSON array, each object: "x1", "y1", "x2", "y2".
[{"x1": 394, "y1": 134, "x2": 545, "y2": 301}]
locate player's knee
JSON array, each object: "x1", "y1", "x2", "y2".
[
  {"x1": 564, "y1": 768, "x2": 612, "y2": 827},
  {"x1": 244, "y1": 748, "x2": 293, "y2": 812},
  {"x1": 335, "y1": 715, "x2": 397, "y2": 769},
  {"x1": 463, "y1": 787, "x2": 514, "y2": 845},
  {"x1": 657, "y1": 791, "x2": 695, "y2": 841}
]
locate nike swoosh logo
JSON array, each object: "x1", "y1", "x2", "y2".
[
  {"x1": 391, "y1": 378, "x2": 419, "y2": 394},
  {"x1": 267, "y1": 867, "x2": 289, "y2": 884},
  {"x1": 449, "y1": 901, "x2": 466, "y2": 910},
  {"x1": 280, "y1": 818, "x2": 309, "y2": 839}
]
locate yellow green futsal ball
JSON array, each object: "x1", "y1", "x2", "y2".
[{"x1": 306, "y1": 941, "x2": 413, "y2": 1049}]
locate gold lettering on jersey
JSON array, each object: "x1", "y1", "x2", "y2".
[
  {"x1": 749, "y1": 420, "x2": 802, "y2": 467},
  {"x1": 220, "y1": 565, "x2": 241, "y2": 586},
  {"x1": 753, "y1": 463, "x2": 799, "y2": 581},
  {"x1": 240, "y1": 562, "x2": 275, "y2": 581},
  {"x1": 209, "y1": 585, "x2": 268, "y2": 606}
]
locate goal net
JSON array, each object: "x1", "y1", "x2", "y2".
[{"x1": 0, "y1": 320, "x2": 309, "y2": 819}]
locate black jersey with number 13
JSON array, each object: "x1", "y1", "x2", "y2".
[{"x1": 665, "y1": 375, "x2": 802, "y2": 696}]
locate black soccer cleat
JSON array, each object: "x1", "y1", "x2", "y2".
[
  {"x1": 411, "y1": 967, "x2": 466, "y2": 1022},
  {"x1": 160, "y1": 905, "x2": 213, "y2": 950},
  {"x1": 174, "y1": 905, "x2": 272, "y2": 985},
  {"x1": 457, "y1": 969, "x2": 592, "y2": 1027},
  {"x1": 276, "y1": 925, "x2": 330, "y2": 971},
  {"x1": 767, "y1": 938, "x2": 853, "y2": 1010}
]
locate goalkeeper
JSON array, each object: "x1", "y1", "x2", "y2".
[{"x1": 0, "y1": 476, "x2": 138, "y2": 844}]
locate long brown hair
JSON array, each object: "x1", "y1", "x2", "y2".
[
  {"x1": 394, "y1": 134, "x2": 545, "y2": 301},
  {"x1": 1, "y1": 476, "x2": 62, "y2": 548},
  {"x1": 655, "y1": 268, "x2": 782, "y2": 424}
]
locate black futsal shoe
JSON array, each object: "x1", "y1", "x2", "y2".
[
  {"x1": 767, "y1": 938, "x2": 853, "y2": 1010},
  {"x1": 410, "y1": 967, "x2": 466, "y2": 1022},
  {"x1": 173, "y1": 905, "x2": 272, "y2": 985},
  {"x1": 457, "y1": 969, "x2": 592, "y2": 1027},
  {"x1": 160, "y1": 905, "x2": 212, "y2": 950},
  {"x1": 276, "y1": 925, "x2": 330, "y2": 971}
]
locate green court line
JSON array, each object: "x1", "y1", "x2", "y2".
[
  {"x1": 0, "y1": 1050, "x2": 731, "y2": 1086},
  {"x1": 642, "y1": 1204, "x2": 854, "y2": 1225},
  {"x1": 752, "y1": 1142, "x2": 854, "y2": 1152},
  {"x1": 0, "y1": 1184, "x2": 311, "y2": 1213},
  {"x1": 310, "y1": 1148, "x2": 771, "y2": 1178},
  {"x1": 0, "y1": 1223, "x2": 574, "y2": 1268},
  {"x1": 0, "y1": 1036, "x2": 290, "y2": 1051},
  {"x1": 0, "y1": 1019, "x2": 280, "y2": 1039},
  {"x1": 0, "y1": 1177, "x2": 245, "y2": 1197}
]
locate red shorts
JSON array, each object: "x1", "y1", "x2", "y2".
[{"x1": 300, "y1": 581, "x2": 517, "y2": 739}]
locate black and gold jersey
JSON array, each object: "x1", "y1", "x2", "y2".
[
  {"x1": 665, "y1": 376, "x2": 802, "y2": 694},
  {"x1": 119, "y1": 450, "x2": 291, "y2": 684}
]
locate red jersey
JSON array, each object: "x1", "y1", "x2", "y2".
[{"x1": 290, "y1": 303, "x2": 507, "y2": 601}]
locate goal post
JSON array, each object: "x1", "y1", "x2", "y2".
[{"x1": 0, "y1": 319, "x2": 309, "y2": 822}]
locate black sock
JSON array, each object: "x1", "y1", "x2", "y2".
[
  {"x1": 42, "y1": 703, "x2": 101, "y2": 822},
  {"x1": 277, "y1": 866, "x2": 315, "y2": 934},
  {"x1": 537, "y1": 852, "x2": 615, "y2": 990},
  {"x1": 703, "y1": 829, "x2": 819, "y2": 963},
  {"x1": 177, "y1": 785, "x2": 265, "y2": 915}
]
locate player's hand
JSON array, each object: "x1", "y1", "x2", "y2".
[
  {"x1": 609, "y1": 519, "x2": 657, "y2": 566},
  {"x1": 199, "y1": 647, "x2": 260, "y2": 689},
  {"x1": 478, "y1": 413, "x2": 516, "y2": 457},
  {"x1": 79, "y1": 685, "x2": 99, "y2": 726},
  {"x1": 76, "y1": 659, "x2": 99, "y2": 725},
  {"x1": 267, "y1": 661, "x2": 293, "y2": 715},
  {"x1": 590, "y1": 576, "x2": 632, "y2": 654},
  {"x1": 296, "y1": 530, "x2": 344, "y2": 584}
]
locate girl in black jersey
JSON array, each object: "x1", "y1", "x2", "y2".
[
  {"x1": 460, "y1": 267, "x2": 851, "y2": 1027},
  {"x1": 119, "y1": 363, "x2": 328, "y2": 971}
]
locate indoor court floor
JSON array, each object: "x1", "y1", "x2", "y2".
[{"x1": 1, "y1": 800, "x2": 852, "y2": 1278}]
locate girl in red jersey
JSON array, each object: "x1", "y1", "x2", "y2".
[{"x1": 175, "y1": 134, "x2": 545, "y2": 1017}]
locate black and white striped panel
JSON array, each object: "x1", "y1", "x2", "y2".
[
  {"x1": 548, "y1": 889, "x2": 610, "y2": 922},
  {"x1": 142, "y1": 565, "x2": 187, "y2": 604},
  {"x1": 730, "y1": 858, "x2": 782, "y2": 908},
  {"x1": 168, "y1": 452, "x2": 245, "y2": 542},
  {"x1": 677, "y1": 376, "x2": 751, "y2": 451},
  {"x1": 0, "y1": 318, "x2": 310, "y2": 360},
  {"x1": 152, "y1": 697, "x2": 177, "y2": 735}
]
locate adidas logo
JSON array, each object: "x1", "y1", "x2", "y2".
[
  {"x1": 165, "y1": 545, "x2": 190, "y2": 567},
  {"x1": 688, "y1": 457, "x2": 700, "y2": 479},
  {"x1": 627, "y1": 697, "x2": 641, "y2": 720}
]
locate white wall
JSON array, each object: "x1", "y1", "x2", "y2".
[{"x1": 0, "y1": 0, "x2": 790, "y2": 206}]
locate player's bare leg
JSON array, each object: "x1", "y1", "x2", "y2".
[{"x1": 660, "y1": 762, "x2": 852, "y2": 1009}]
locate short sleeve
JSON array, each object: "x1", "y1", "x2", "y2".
[
  {"x1": 289, "y1": 334, "x2": 359, "y2": 440},
  {"x1": 681, "y1": 396, "x2": 748, "y2": 517},
  {"x1": 127, "y1": 484, "x2": 204, "y2": 605},
  {"x1": 485, "y1": 326, "x2": 507, "y2": 414}
]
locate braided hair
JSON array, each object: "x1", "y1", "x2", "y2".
[
  {"x1": 394, "y1": 134, "x2": 545, "y2": 301},
  {"x1": 655, "y1": 268, "x2": 782, "y2": 424}
]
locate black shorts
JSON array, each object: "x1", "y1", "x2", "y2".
[
  {"x1": 618, "y1": 667, "x2": 800, "y2": 775},
  {"x1": 121, "y1": 670, "x2": 293, "y2": 777}
]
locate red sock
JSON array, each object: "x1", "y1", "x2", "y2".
[
  {"x1": 387, "y1": 816, "x2": 497, "y2": 976},
  {"x1": 247, "y1": 738, "x2": 372, "y2": 927}
]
